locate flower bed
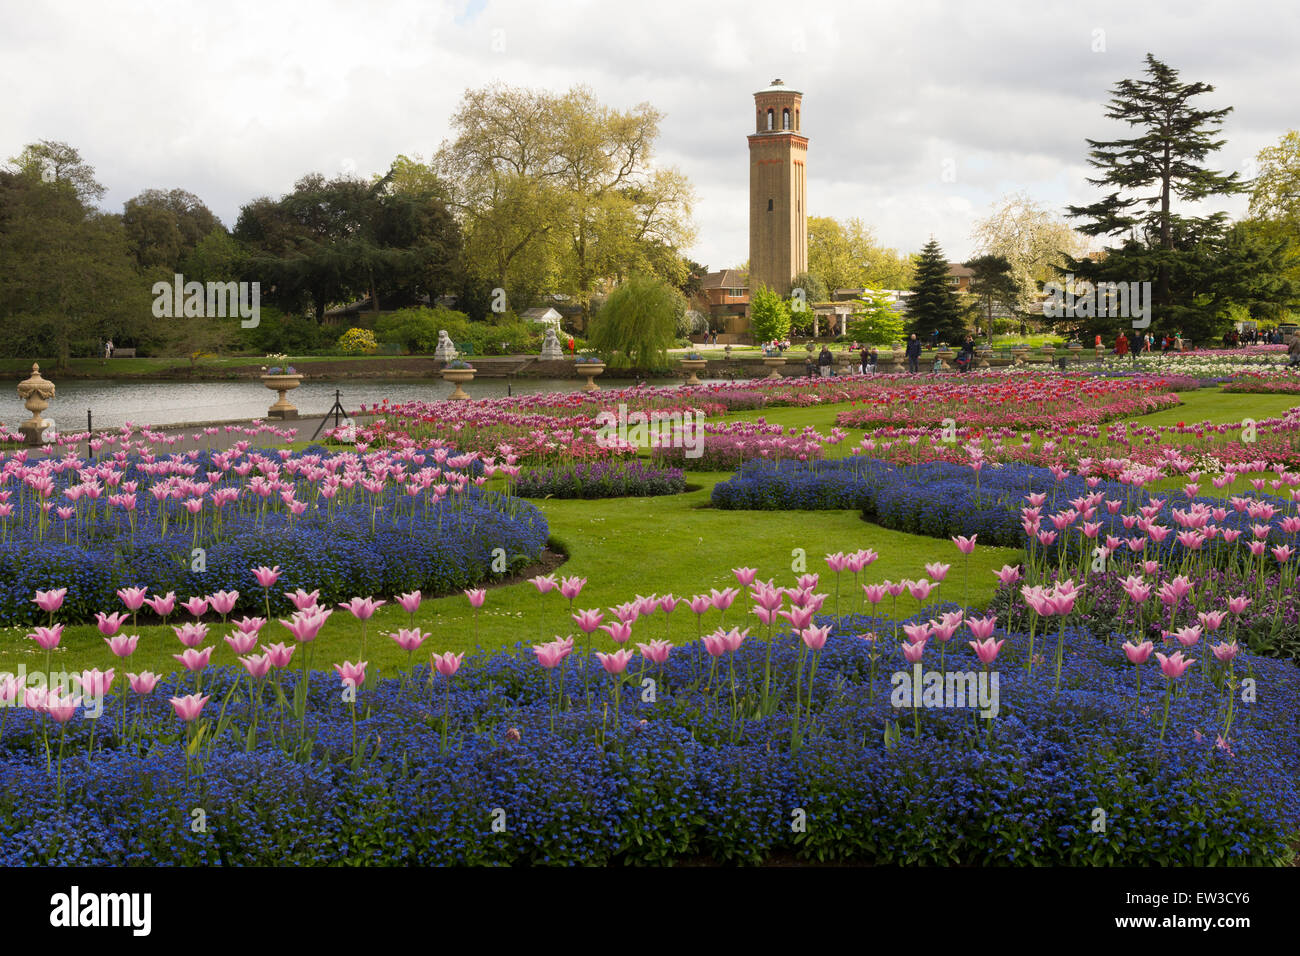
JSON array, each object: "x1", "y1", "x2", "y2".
[
  {"x1": 515, "y1": 461, "x2": 686, "y2": 499},
  {"x1": 1, "y1": 614, "x2": 1295, "y2": 865},
  {"x1": 0, "y1": 444, "x2": 548, "y2": 625}
]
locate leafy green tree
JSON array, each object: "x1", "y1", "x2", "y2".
[
  {"x1": 0, "y1": 169, "x2": 147, "y2": 367},
  {"x1": 586, "y1": 273, "x2": 682, "y2": 369},
  {"x1": 7, "y1": 140, "x2": 106, "y2": 205},
  {"x1": 1065, "y1": 54, "x2": 1247, "y2": 338},
  {"x1": 748, "y1": 284, "x2": 792, "y2": 343},
  {"x1": 964, "y1": 254, "x2": 1020, "y2": 343},
  {"x1": 906, "y1": 238, "x2": 965, "y2": 343},
  {"x1": 122, "y1": 188, "x2": 222, "y2": 272},
  {"x1": 846, "y1": 288, "x2": 906, "y2": 345}
]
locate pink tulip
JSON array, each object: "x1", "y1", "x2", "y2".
[
  {"x1": 46, "y1": 693, "x2": 81, "y2": 724},
  {"x1": 659, "y1": 594, "x2": 683, "y2": 614},
  {"x1": 800, "y1": 625, "x2": 830, "y2": 651},
  {"x1": 464, "y1": 588, "x2": 486, "y2": 608},
  {"x1": 127, "y1": 672, "x2": 159, "y2": 695},
  {"x1": 32, "y1": 588, "x2": 66, "y2": 615},
  {"x1": 104, "y1": 634, "x2": 138, "y2": 657},
  {"x1": 861, "y1": 583, "x2": 888, "y2": 605},
  {"x1": 144, "y1": 592, "x2": 176, "y2": 619},
  {"x1": 334, "y1": 660, "x2": 368, "y2": 688},
  {"x1": 572, "y1": 609, "x2": 605, "y2": 633},
  {"x1": 994, "y1": 565, "x2": 1023, "y2": 587},
  {"x1": 902, "y1": 622, "x2": 932, "y2": 644},
  {"x1": 339, "y1": 596, "x2": 384, "y2": 620},
  {"x1": 779, "y1": 605, "x2": 814, "y2": 631},
  {"x1": 77, "y1": 667, "x2": 114, "y2": 698},
  {"x1": 721, "y1": 626, "x2": 749, "y2": 652},
  {"x1": 180, "y1": 596, "x2": 210, "y2": 618},
  {"x1": 390, "y1": 627, "x2": 428, "y2": 652},
  {"x1": 796, "y1": 573, "x2": 820, "y2": 590},
  {"x1": 825, "y1": 552, "x2": 849, "y2": 573},
  {"x1": 701, "y1": 632, "x2": 729, "y2": 657},
  {"x1": 953, "y1": 534, "x2": 978, "y2": 555},
  {"x1": 232, "y1": 616, "x2": 266, "y2": 635},
  {"x1": 901, "y1": 639, "x2": 927, "y2": 663},
  {"x1": 173, "y1": 622, "x2": 209, "y2": 648},
  {"x1": 732, "y1": 567, "x2": 758, "y2": 586},
  {"x1": 637, "y1": 639, "x2": 673, "y2": 665},
  {"x1": 1197, "y1": 610, "x2": 1227, "y2": 632},
  {"x1": 432, "y1": 651, "x2": 463, "y2": 677},
  {"x1": 1123, "y1": 640, "x2": 1154, "y2": 664},
  {"x1": 751, "y1": 584, "x2": 784, "y2": 611},
  {"x1": 252, "y1": 565, "x2": 281, "y2": 588},
  {"x1": 907, "y1": 579, "x2": 934, "y2": 602},
  {"x1": 924, "y1": 562, "x2": 951, "y2": 583},
  {"x1": 240, "y1": 654, "x2": 272, "y2": 680},
  {"x1": 23, "y1": 687, "x2": 48, "y2": 712},
  {"x1": 1155, "y1": 651, "x2": 1195, "y2": 680},
  {"x1": 116, "y1": 587, "x2": 148, "y2": 612},
  {"x1": 95, "y1": 611, "x2": 129, "y2": 637},
  {"x1": 208, "y1": 590, "x2": 239, "y2": 618},
  {"x1": 1211, "y1": 642, "x2": 1239, "y2": 663},
  {"x1": 528, "y1": 574, "x2": 557, "y2": 594},
  {"x1": 534, "y1": 642, "x2": 566, "y2": 669},
  {"x1": 224, "y1": 631, "x2": 258, "y2": 655},
  {"x1": 169, "y1": 693, "x2": 211, "y2": 722},
  {"x1": 263, "y1": 642, "x2": 296, "y2": 668},
  {"x1": 1172, "y1": 625, "x2": 1202, "y2": 648},
  {"x1": 1226, "y1": 595, "x2": 1252, "y2": 615},
  {"x1": 173, "y1": 647, "x2": 214, "y2": 672},
  {"x1": 284, "y1": 588, "x2": 320, "y2": 611},
  {"x1": 595, "y1": 649, "x2": 634, "y2": 674},
  {"x1": 966, "y1": 615, "x2": 997, "y2": 641},
  {"x1": 395, "y1": 590, "x2": 422, "y2": 615},
  {"x1": 559, "y1": 576, "x2": 586, "y2": 601},
  {"x1": 709, "y1": 587, "x2": 739, "y2": 612},
  {"x1": 968, "y1": 637, "x2": 1004, "y2": 665},
  {"x1": 847, "y1": 549, "x2": 878, "y2": 573},
  {"x1": 280, "y1": 607, "x2": 333, "y2": 643},
  {"x1": 28, "y1": 624, "x2": 63, "y2": 650},
  {"x1": 600, "y1": 620, "x2": 633, "y2": 644}
]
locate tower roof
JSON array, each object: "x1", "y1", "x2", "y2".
[{"x1": 755, "y1": 78, "x2": 801, "y2": 96}]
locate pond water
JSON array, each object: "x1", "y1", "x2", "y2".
[{"x1": 36, "y1": 377, "x2": 725, "y2": 430}]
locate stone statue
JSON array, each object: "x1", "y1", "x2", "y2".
[
  {"x1": 434, "y1": 330, "x2": 458, "y2": 361},
  {"x1": 539, "y1": 326, "x2": 563, "y2": 360}
]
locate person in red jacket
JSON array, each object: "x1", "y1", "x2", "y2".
[{"x1": 1116, "y1": 331, "x2": 1129, "y2": 358}]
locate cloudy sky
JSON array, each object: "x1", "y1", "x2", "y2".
[{"x1": 2, "y1": 0, "x2": 1293, "y2": 269}]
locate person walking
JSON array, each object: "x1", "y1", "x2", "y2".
[
  {"x1": 817, "y1": 345, "x2": 834, "y2": 379},
  {"x1": 103, "y1": 338, "x2": 114, "y2": 364},
  {"x1": 956, "y1": 335, "x2": 975, "y2": 373},
  {"x1": 859, "y1": 343, "x2": 871, "y2": 375},
  {"x1": 1116, "y1": 331, "x2": 1129, "y2": 360},
  {"x1": 1288, "y1": 334, "x2": 1300, "y2": 368},
  {"x1": 905, "y1": 334, "x2": 921, "y2": 373}
]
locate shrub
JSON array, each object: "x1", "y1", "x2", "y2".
[
  {"x1": 515, "y1": 461, "x2": 686, "y2": 499},
  {"x1": 336, "y1": 328, "x2": 378, "y2": 354}
]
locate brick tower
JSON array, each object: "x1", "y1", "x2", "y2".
[{"x1": 748, "y1": 79, "x2": 808, "y2": 303}]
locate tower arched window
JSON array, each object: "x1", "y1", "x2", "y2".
[
  {"x1": 782, "y1": 108, "x2": 790, "y2": 130},
  {"x1": 766, "y1": 109, "x2": 774, "y2": 130}
]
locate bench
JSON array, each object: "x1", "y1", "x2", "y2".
[
  {"x1": 110, "y1": 348, "x2": 137, "y2": 358},
  {"x1": 454, "y1": 342, "x2": 475, "y2": 355}
]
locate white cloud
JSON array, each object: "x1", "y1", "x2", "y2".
[{"x1": 1, "y1": 0, "x2": 1292, "y2": 272}]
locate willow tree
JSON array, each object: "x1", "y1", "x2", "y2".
[{"x1": 586, "y1": 273, "x2": 682, "y2": 370}]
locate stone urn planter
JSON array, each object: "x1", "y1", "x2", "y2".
[
  {"x1": 935, "y1": 348, "x2": 956, "y2": 370},
  {"x1": 261, "y1": 372, "x2": 303, "y2": 419},
  {"x1": 975, "y1": 346, "x2": 992, "y2": 369},
  {"x1": 441, "y1": 364, "x2": 476, "y2": 400},
  {"x1": 762, "y1": 355, "x2": 787, "y2": 380},
  {"x1": 575, "y1": 360, "x2": 606, "y2": 392},
  {"x1": 679, "y1": 357, "x2": 708, "y2": 386},
  {"x1": 16, "y1": 363, "x2": 56, "y2": 445},
  {"x1": 1011, "y1": 344, "x2": 1031, "y2": 365}
]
